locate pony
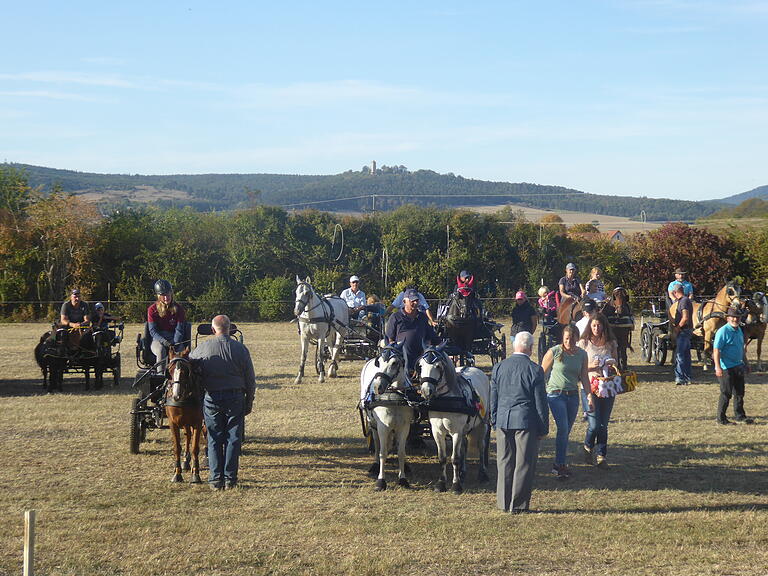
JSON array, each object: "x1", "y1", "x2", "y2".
[
  {"x1": 293, "y1": 276, "x2": 349, "y2": 385},
  {"x1": 742, "y1": 291, "x2": 767, "y2": 372},
  {"x1": 440, "y1": 288, "x2": 483, "y2": 360},
  {"x1": 164, "y1": 347, "x2": 204, "y2": 484},
  {"x1": 602, "y1": 287, "x2": 635, "y2": 371},
  {"x1": 669, "y1": 281, "x2": 742, "y2": 370},
  {"x1": 556, "y1": 295, "x2": 588, "y2": 326},
  {"x1": 417, "y1": 344, "x2": 490, "y2": 494},
  {"x1": 34, "y1": 325, "x2": 92, "y2": 392},
  {"x1": 360, "y1": 342, "x2": 413, "y2": 491}
]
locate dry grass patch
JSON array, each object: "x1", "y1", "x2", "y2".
[{"x1": 1, "y1": 322, "x2": 767, "y2": 575}]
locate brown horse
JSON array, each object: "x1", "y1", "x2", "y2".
[
  {"x1": 669, "y1": 281, "x2": 742, "y2": 370},
  {"x1": 556, "y1": 295, "x2": 584, "y2": 326},
  {"x1": 742, "y1": 292, "x2": 767, "y2": 371},
  {"x1": 602, "y1": 287, "x2": 634, "y2": 371},
  {"x1": 165, "y1": 347, "x2": 204, "y2": 484}
]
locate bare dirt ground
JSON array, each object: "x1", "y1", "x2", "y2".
[{"x1": 2, "y1": 321, "x2": 767, "y2": 575}]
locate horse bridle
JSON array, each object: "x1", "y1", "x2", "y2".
[
  {"x1": 295, "y1": 281, "x2": 331, "y2": 322},
  {"x1": 418, "y1": 349, "x2": 447, "y2": 394},
  {"x1": 371, "y1": 346, "x2": 406, "y2": 392},
  {"x1": 167, "y1": 356, "x2": 196, "y2": 401}
]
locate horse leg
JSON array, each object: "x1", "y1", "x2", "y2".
[
  {"x1": 475, "y1": 421, "x2": 491, "y2": 484},
  {"x1": 84, "y1": 366, "x2": 90, "y2": 391},
  {"x1": 328, "y1": 331, "x2": 340, "y2": 378},
  {"x1": 756, "y1": 332, "x2": 764, "y2": 372},
  {"x1": 375, "y1": 424, "x2": 390, "y2": 491},
  {"x1": 395, "y1": 412, "x2": 410, "y2": 488},
  {"x1": 317, "y1": 337, "x2": 326, "y2": 383},
  {"x1": 190, "y1": 422, "x2": 202, "y2": 484},
  {"x1": 451, "y1": 431, "x2": 465, "y2": 494},
  {"x1": 170, "y1": 422, "x2": 183, "y2": 483},
  {"x1": 368, "y1": 425, "x2": 381, "y2": 478},
  {"x1": 432, "y1": 423, "x2": 448, "y2": 492},
  {"x1": 183, "y1": 424, "x2": 192, "y2": 471},
  {"x1": 294, "y1": 332, "x2": 307, "y2": 385}
]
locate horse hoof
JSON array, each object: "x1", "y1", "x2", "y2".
[
  {"x1": 374, "y1": 479, "x2": 387, "y2": 491},
  {"x1": 451, "y1": 482, "x2": 464, "y2": 494},
  {"x1": 190, "y1": 474, "x2": 202, "y2": 484},
  {"x1": 171, "y1": 474, "x2": 183, "y2": 483},
  {"x1": 434, "y1": 481, "x2": 447, "y2": 493},
  {"x1": 397, "y1": 478, "x2": 410, "y2": 489}
]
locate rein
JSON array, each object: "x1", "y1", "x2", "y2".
[{"x1": 295, "y1": 282, "x2": 336, "y2": 335}]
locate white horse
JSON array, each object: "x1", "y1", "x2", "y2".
[
  {"x1": 293, "y1": 276, "x2": 349, "y2": 385},
  {"x1": 360, "y1": 342, "x2": 413, "y2": 491},
  {"x1": 418, "y1": 344, "x2": 491, "y2": 494}
]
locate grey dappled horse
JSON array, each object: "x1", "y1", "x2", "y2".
[{"x1": 293, "y1": 276, "x2": 349, "y2": 385}]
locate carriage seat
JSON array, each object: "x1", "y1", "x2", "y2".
[
  {"x1": 195, "y1": 322, "x2": 243, "y2": 345},
  {"x1": 136, "y1": 322, "x2": 192, "y2": 369}
]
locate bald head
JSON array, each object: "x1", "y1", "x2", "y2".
[{"x1": 212, "y1": 314, "x2": 231, "y2": 335}]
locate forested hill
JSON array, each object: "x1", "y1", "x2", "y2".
[
  {"x1": 720, "y1": 184, "x2": 768, "y2": 205},
  {"x1": 8, "y1": 162, "x2": 723, "y2": 221}
]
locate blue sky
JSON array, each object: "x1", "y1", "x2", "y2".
[{"x1": 1, "y1": 1, "x2": 766, "y2": 201}]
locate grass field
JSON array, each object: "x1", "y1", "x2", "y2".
[{"x1": 2, "y1": 321, "x2": 767, "y2": 576}]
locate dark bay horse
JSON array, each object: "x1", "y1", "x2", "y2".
[
  {"x1": 742, "y1": 292, "x2": 767, "y2": 371},
  {"x1": 602, "y1": 287, "x2": 634, "y2": 371},
  {"x1": 165, "y1": 347, "x2": 204, "y2": 484},
  {"x1": 669, "y1": 281, "x2": 742, "y2": 370}
]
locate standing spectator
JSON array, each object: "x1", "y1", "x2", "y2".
[
  {"x1": 667, "y1": 268, "x2": 694, "y2": 301},
  {"x1": 147, "y1": 279, "x2": 187, "y2": 373},
  {"x1": 60, "y1": 288, "x2": 90, "y2": 328},
  {"x1": 490, "y1": 331, "x2": 549, "y2": 513},
  {"x1": 190, "y1": 315, "x2": 256, "y2": 490},
  {"x1": 559, "y1": 263, "x2": 585, "y2": 301},
  {"x1": 510, "y1": 290, "x2": 538, "y2": 339},
  {"x1": 340, "y1": 275, "x2": 366, "y2": 320},
  {"x1": 672, "y1": 283, "x2": 693, "y2": 386},
  {"x1": 577, "y1": 314, "x2": 617, "y2": 467},
  {"x1": 541, "y1": 324, "x2": 591, "y2": 479},
  {"x1": 713, "y1": 307, "x2": 754, "y2": 425}
]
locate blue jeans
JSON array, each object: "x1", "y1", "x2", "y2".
[
  {"x1": 581, "y1": 389, "x2": 615, "y2": 457},
  {"x1": 204, "y1": 389, "x2": 245, "y2": 486},
  {"x1": 675, "y1": 329, "x2": 692, "y2": 383},
  {"x1": 547, "y1": 392, "x2": 580, "y2": 466}
]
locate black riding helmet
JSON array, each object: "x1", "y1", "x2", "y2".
[{"x1": 154, "y1": 279, "x2": 173, "y2": 295}]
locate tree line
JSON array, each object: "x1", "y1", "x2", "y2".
[{"x1": 2, "y1": 166, "x2": 765, "y2": 323}]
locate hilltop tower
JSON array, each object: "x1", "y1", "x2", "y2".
[{"x1": 371, "y1": 160, "x2": 377, "y2": 175}]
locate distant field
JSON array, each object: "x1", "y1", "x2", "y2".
[{"x1": 2, "y1": 321, "x2": 768, "y2": 575}]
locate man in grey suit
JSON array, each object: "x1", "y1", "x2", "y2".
[{"x1": 490, "y1": 331, "x2": 549, "y2": 513}]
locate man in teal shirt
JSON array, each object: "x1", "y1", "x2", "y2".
[{"x1": 712, "y1": 307, "x2": 753, "y2": 425}]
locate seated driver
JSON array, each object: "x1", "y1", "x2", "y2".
[
  {"x1": 340, "y1": 275, "x2": 366, "y2": 321},
  {"x1": 60, "y1": 288, "x2": 90, "y2": 328}
]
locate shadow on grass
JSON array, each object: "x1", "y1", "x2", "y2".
[{"x1": 0, "y1": 376, "x2": 143, "y2": 397}]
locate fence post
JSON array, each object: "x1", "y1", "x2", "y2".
[{"x1": 24, "y1": 509, "x2": 36, "y2": 576}]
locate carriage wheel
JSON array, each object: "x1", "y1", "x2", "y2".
[
  {"x1": 500, "y1": 334, "x2": 507, "y2": 360},
  {"x1": 640, "y1": 325, "x2": 652, "y2": 363},
  {"x1": 653, "y1": 333, "x2": 668, "y2": 366},
  {"x1": 129, "y1": 398, "x2": 142, "y2": 454}
]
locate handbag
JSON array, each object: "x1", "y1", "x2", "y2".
[{"x1": 590, "y1": 367, "x2": 638, "y2": 398}]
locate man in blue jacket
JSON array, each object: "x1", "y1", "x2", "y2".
[{"x1": 490, "y1": 331, "x2": 549, "y2": 513}]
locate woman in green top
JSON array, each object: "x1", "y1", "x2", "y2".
[{"x1": 541, "y1": 324, "x2": 592, "y2": 478}]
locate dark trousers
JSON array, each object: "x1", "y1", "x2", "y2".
[
  {"x1": 204, "y1": 389, "x2": 245, "y2": 486},
  {"x1": 718, "y1": 365, "x2": 747, "y2": 422},
  {"x1": 496, "y1": 428, "x2": 540, "y2": 513}
]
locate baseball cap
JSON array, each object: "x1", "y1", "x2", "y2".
[
  {"x1": 566, "y1": 263, "x2": 576, "y2": 270},
  {"x1": 350, "y1": 275, "x2": 360, "y2": 283},
  {"x1": 94, "y1": 302, "x2": 105, "y2": 310},
  {"x1": 515, "y1": 290, "x2": 527, "y2": 300},
  {"x1": 459, "y1": 270, "x2": 471, "y2": 279},
  {"x1": 71, "y1": 289, "x2": 80, "y2": 296},
  {"x1": 403, "y1": 288, "x2": 420, "y2": 301}
]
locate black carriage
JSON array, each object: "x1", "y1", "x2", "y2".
[
  {"x1": 129, "y1": 321, "x2": 243, "y2": 454},
  {"x1": 470, "y1": 316, "x2": 507, "y2": 365},
  {"x1": 639, "y1": 297, "x2": 702, "y2": 366},
  {"x1": 36, "y1": 322, "x2": 124, "y2": 391},
  {"x1": 336, "y1": 314, "x2": 386, "y2": 362}
]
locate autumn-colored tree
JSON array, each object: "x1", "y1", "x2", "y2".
[{"x1": 628, "y1": 223, "x2": 734, "y2": 297}]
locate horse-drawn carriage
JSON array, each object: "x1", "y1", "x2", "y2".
[
  {"x1": 34, "y1": 322, "x2": 124, "y2": 392},
  {"x1": 129, "y1": 321, "x2": 243, "y2": 454},
  {"x1": 436, "y1": 295, "x2": 506, "y2": 366}
]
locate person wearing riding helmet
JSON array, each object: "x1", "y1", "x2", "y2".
[
  {"x1": 92, "y1": 302, "x2": 121, "y2": 346},
  {"x1": 575, "y1": 298, "x2": 599, "y2": 337},
  {"x1": 667, "y1": 267, "x2": 694, "y2": 302},
  {"x1": 443, "y1": 270, "x2": 484, "y2": 353},
  {"x1": 147, "y1": 279, "x2": 187, "y2": 373},
  {"x1": 559, "y1": 263, "x2": 585, "y2": 302}
]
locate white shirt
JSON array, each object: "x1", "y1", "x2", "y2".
[{"x1": 340, "y1": 287, "x2": 366, "y2": 309}]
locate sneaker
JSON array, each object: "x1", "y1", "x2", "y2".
[
  {"x1": 595, "y1": 455, "x2": 607, "y2": 467},
  {"x1": 582, "y1": 445, "x2": 593, "y2": 465},
  {"x1": 225, "y1": 480, "x2": 238, "y2": 489}
]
